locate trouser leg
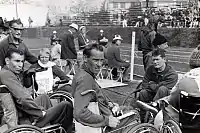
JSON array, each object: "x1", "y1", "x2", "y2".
[
  {"x1": 138, "y1": 89, "x2": 155, "y2": 122},
  {"x1": 153, "y1": 86, "x2": 170, "y2": 101},
  {"x1": 36, "y1": 101, "x2": 73, "y2": 132}
]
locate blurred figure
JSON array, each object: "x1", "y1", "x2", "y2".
[
  {"x1": 122, "y1": 18, "x2": 127, "y2": 28},
  {"x1": 60, "y1": 23, "x2": 78, "y2": 74},
  {"x1": 78, "y1": 26, "x2": 89, "y2": 50},
  {"x1": 51, "y1": 38, "x2": 61, "y2": 65},
  {"x1": 50, "y1": 30, "x2": 58, "y2": 45},
  {"x1": 106, "y1": 35, "x2": 130, "y2": 82},
  {"x1": 97, "y1": 29, "x2": 108, "y2": 46},
  {"x1": 28, "y1": 16, "x2": 33, "y2": 28}
]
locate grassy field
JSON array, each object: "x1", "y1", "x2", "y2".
[{"x1": 23, "y1": 37, "x2": 192, "y2": 105}]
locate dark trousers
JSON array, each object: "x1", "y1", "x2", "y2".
[
  {"x1": 142, "y1": 51, "x2": 150, "y2": 71},
  {"x1": 19, "y1": 94, "x2": 73, "y2": 132},
  {"x1": 138, "y1": 86, "x2": 170, "y2": 122}
]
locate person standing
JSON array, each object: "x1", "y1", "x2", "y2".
[
  {"x1": 0, "y1": 19, "x2": 37, "y2": 68},
  {"x1": 60, "y1": 23, "x2": 78, "y2": 73},
  {"x1": 138, "y1": 22, "x2": 157, "y2": 71},
  {"x1": 97, "y1": 29, "x2": 108, "y2": 46},
  {"x1": 78, "y1": 26, "x2": 89, "y2": 50}
]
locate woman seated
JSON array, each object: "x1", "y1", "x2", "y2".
[
  {"x1": 27, "y1": 48, "x2": 72, "y2": 94},
  {"x1": 106, "y1": 34, "x2": 130, "y2": 82}
]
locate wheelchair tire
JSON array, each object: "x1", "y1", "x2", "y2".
[
  {"x1": 49, "y1": 90, "x2": 74, "y2": 105},
  {"x1": 4, "y1": 124, "x2": 44, "y2": 133},
  {"x1": 122, "y1": 81, "x2": 142, "y2": 107},
  {"x1": 161, "y1": 120, "x2": 182, "y2": 133},
  {"x1": 126, "y1": 123, "x2": 160, "y2": 133}
]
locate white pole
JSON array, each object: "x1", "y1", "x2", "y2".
[{"x1": 130, "y1": 31, "x2": 135, "y2": 81}]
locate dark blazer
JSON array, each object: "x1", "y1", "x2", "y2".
[{"x1": 60, "y1": 30, "x2": 77, "y2": 59}]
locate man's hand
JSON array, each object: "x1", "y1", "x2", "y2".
[
  {"x1": 149, "y1": 81, "x2": 158, "y2": 91},
  {"x1": 108, "y1": 115, "x2": 120, "y2": 128}
]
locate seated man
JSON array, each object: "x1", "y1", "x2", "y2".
[
  {"x1": 72, "y1": 43, "x2": 140, "y2": 133},
  {"x1": 138, "y1": 48, "x2": 178, "y2": 122},
  {"x1": 154, "y1": 45, "x2": 200, "y2": 132},
  {"x1": 106, "y1": 35, "x2": 130, "y2": 82},
  {"x1": 0, "y1": 48, "x2": 73, "y2": 132},
  {"x1": 27, "y1": 48, "x2": 72, "y2": 94}
]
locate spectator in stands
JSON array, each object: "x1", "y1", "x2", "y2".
[
  {"x1": 60, "y1": 23, "x2": 78, "y2": 73},
  {"x1": 0, "y1": 48, "x2": 73, "y2": 132},
  {"x1": 0, "y1": 19, "x2": 37, "y2": 68},
  {"x1": 78, "y1": 26, "x2": 89, "y2": 50},
  {"x1": 50, "y1": 30, "x2": 58, "y2": 45},
  {"x1": 27, "y1": 48, "x2": 71, "y2": 94},
  {"x1": 72, "y1": 43, "x2": 140, "y2": 133},
  {"x1": 138, "y1": 48, "x2": 178, "y2": 122},
  {"x1": 97, "y1": 29, "x2": 108, "y2": 46},
  {"x1": 138, "y1": 22, "x2": 157, "y2": 71},
  {"x1": 144, "y1": 33, "x2": 168, "y2": 70},
  {"x1": 106, "y1": 35, "x2": 130, "y2": 82}
]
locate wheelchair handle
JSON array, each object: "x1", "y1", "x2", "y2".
[{"x1": 136, "y1": 100, "x2": 158, "y2": 114}]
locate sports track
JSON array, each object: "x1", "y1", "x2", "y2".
[{"x1": 24, "y1": 38, "x2": 193, "y2": 104}]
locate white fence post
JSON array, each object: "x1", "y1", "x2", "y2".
[{"x1": 130, "y1": 31, "x2": 135, "y2": 81}]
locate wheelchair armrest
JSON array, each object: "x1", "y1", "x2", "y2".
[
  {"x1": 136, "y1": 100, "x2": 158, "y2": 114},
  {"x1": 41, "y1": 123, "x2": 61, "y2": 131}
]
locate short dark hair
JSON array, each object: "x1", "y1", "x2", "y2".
[
  {"x1": 5, "y1": 48, "x2": 24, "y2": 59},
  {"x1": 152, "y1": 48, "x2": 166, "y2": 58},
  {"x1": 9, "y1": 19, "x2": 23, "y2": 27},
  {"x1": 83, "y1": 43, "x2": 103, "y2": 58}
]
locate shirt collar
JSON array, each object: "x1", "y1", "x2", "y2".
[{"x1": 68, "y1": 30, "x2": 73, "y2": 34}]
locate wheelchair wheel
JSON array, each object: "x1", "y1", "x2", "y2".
[
  {"x1": 122, "y1": 81, "x2": 142, "y2": 107},
  {"x1": 161, "y1": 120, "x2": 182, "y2": 133},
  {"x1": 4, "y1": 125, "x2": 44, "y2": 133},
  {"x1": 49, "y1": 90, "x2": 74, "y2": 106},
  {"x1": 127, "y1": 123, "x2": 160, "y2": 133}
]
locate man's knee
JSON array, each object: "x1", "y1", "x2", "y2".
[
  {"x1": 157, "y1": 86, "x2": 169, "y2": 94},
  {"x1": 139, "y1": 89, "x2": 149, "y2": 102}
]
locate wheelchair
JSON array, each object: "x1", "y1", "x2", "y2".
[
  {"x1": 159, "y1": 91, "x2": 200, "y2": 133},
  {"x1": 0, "y1": 85, "x2": 74, "y2": 133}
]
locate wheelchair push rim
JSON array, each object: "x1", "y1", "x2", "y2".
[
  {"x1": 161, "y1": 120, "x2": 182, "y2": 133},
  {"x1": 126, "y1": 123, "x2": 160, "y2": 133},
  {"x1": 4, "y1": 124, "x2": 45, "y2": 133}
]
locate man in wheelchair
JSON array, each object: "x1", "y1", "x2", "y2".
[
  {"x1": 154, "y1": 46, "x2": 200, "y2": 133},
  {"x1": 138, "y1": 49, "x2": 178, "y2": 122},
  {"x1": 0, "y1": 48, "x2": 73, "y2": 132},
  {"x1": 72, "y1": 43, "x2": 140, "y2": 133}
]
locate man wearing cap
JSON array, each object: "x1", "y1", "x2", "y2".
[
  {"x1": 106, "y1": 34, "x2": 130, "y2": 82},
  {"x1": 60, "y1": 23, "x2": 78, "y2": 73},
  {"x1": 144, "y1": 33, "x2": 169, "y2": 70},
  {"x1": 0, "y1": 19, "x2": 37, "y2": 68}
]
